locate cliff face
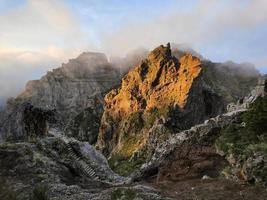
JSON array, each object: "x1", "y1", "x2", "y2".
[
  {"x1": 0, "y1": 52, "x2": 120, "y2": 142},
  {"x1": 0, "y1": 44, "x2": 265, "y2": 199},
  {"x1": 96, "y1": 44, "x2": 260, "y2": 176},
  {"x1": 97, "y1": 44, "x2": 225, "y2": 169},
  {"x1": 102, "y1": 44, "x2": 202, "y2": 115}
]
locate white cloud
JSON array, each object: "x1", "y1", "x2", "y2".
[
  {"x1": 0, "y1": 0, "x2": 93, "y2": 104},
  {"x1": 1, "y1": 0, "x2": 267, "y2": 104},
  {"x1": 0, "y1": 47, "x2": 84, "y2": 104},
  {"x1": 102, "y1": 0, "x2": 267, "y2": 56},
  {"x1": 0, "y1": 0, "x2": 91, "y2": 49}
]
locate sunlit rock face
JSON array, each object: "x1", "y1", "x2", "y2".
[
  {"x1": 0, "y1": 52, "x2": 120, "y2": 142},
  {"x1": 97, "y1": 44, "x2": 225, "y2": 166},
  {"x1": 101, "y1": 44, "x2": 202, "y2": 115}
]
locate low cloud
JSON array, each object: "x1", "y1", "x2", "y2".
[
  {"x1": 0, "y1": 0, "x2": 90, "y2": 49},
  {"x1": 102, "y1": 0, "x2": 267, "y2": 58},
  {"x1": 0, "y1": 0, "x2": 92, "y2": 105},
  {"x1": 1, "y1": 0, "x2": 267, "y2": 105},
  {"x1": 0, "y1": 47, "x2": 83, "y2": 105}
]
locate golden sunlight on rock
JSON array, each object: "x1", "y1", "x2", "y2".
[{"x1": 97, "y1": 44, "x2": 203, "y2": 159}]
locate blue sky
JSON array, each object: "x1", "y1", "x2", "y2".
[
  {"x1": 0, "y1": 0, "x2": 267, "y2": 101},
  {"x1": 66, "y1": 0, "x2": 267, "y2": 73}
]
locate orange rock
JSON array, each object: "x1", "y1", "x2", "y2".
[
  {"x1": 97, "y1": 44, "x2": 203, "y2": 156},
  {"x1": 103, "y1": 44, "x2": 202, "y2": 119}
]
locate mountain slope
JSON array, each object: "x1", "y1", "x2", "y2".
[
  {"x1": 0, "y1": 52, "x2": 120, "y2": 142},
  {"x1": 97, "y1": 43, "x2": 259, "y2": 176}
]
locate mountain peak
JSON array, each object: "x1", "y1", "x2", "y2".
[
  {"x1": 97, "y1": 44, "x2": 213, "y2": 156},
  {"x1": 76, "y1": 52, "x2": 108, "y2": 63},
  {"x1": 148, "y1": 43, "x2": 172, "y2": 62}
]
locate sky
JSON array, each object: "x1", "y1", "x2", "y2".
[{"x1": 0, "y1": 0, "x2": 267, "y2": 104}]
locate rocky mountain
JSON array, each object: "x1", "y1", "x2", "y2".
[
  {"x1": 0, "y1": 44, "x2": 259, "y2": 144},
  {"x1": 0, "y1": 52, "x2": 121, "y2": 143},
  {"x1": 0, "y1": 43, "x2": 266, "y2": 200},
  {"x1": 96, "y1": 44, "x2": 259, "y2": 176},
  {"x1": 0, "y1": 130, "x2": 170, "y2": 200}
]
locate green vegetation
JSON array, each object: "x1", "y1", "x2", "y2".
[
  {"x1": 145, "y1": 106, "x2": 170, "y2": 128},
  {"x1": 216, "y1": 97, "x2": 267, "y2": 155},
  {"x1": 108, "y1": 135, "x2": 146, "y2": 176},
  {"x1": 243, "y1": 97, "x2": 267, "y2": 134},
  {"x1": 111, "y1": 188, "x2": 136, "y2": 200},
  {"x1": 108, "y1": 148, "x2": 145, "y2": 176},
  {"x1": 109, "y1": 107, "x2": 172, "y2": 176},
  {"x1": 31, "y1": 185, "x2": 49, "y2": 200},
  {"x1": 107, "y1": 111, "x2": 147, "y2": 176},
  {"x1": 0, "y1": 177, "x2": 20, "y2": 200},
  {"x1": 127, "y1": 111, "x2": 144, "y2": 132},
  {"x1": 70, "y1": 107, "x2": 101, "y2": 143},
  {"x1": 216, "y1": 97, "x2": 267, "y2": 183}
]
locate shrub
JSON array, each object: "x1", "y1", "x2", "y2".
[
  {"x1": 108, "y1": 152, "x2": 145, "y2": 176},
  {"x1": 111, "y1": 188, "x2": 136, "y2": 200},
  {"x1": 31, "y1": 185, "x2": 49, "y2": 200},
  {"x1": 127, "y1": 111, "x2": 144, "y2": 132},
  {"x1": 216, "y1": 97, "x2": 267, "y2": 184},
  {"x1": 216, "y1": 97, "x2": 267, "y2": 155},
  {"x1": 242, "y1": 97, "x2": 267, "y2": 134}
]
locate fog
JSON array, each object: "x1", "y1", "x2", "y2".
[
  {"x1": 0, "y1": 0, "x2": 267, "y2": 106},
  {"x1": 216, "y1": 61, "x2": 260, "y2": 78}
]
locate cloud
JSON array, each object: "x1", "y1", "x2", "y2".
[
  {"x1": 0, "y1": 0, "x2": 92, "y2": 104},
  {"x1": 0, "y1": 0, "x2": 91, "y2": 49},
  {"x1": 1, "y1": 0, "x2": 267, "y2": 105},
  {"x1": 101, "y1": 0, "x2": 267, "y2": 57},
  {"x1": 0, "y1": 47, "x2": 83, "y2": 104}
]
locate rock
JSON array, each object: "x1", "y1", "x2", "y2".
[
  {"x1": 0, "y1": 134, "x2": 169, "y2": 200},
  {"x1": 227, "y1": 75, "x2": 267, "y2": 112},
  {"x1": 0, "y1": 52, "x2": 121, "y2": 142},
  {"x1": 202, "y1": 175, "x2": 212, "y2": 180},
  {"x1": 130, "y1": 109, "x2": 246, "y2": 181},
  {"x1": 0, "y1": 43, "x2": 264, "y2": 199},
  {"x1": 97, "y1": 44, "x2": 224, "y2": 158},
  {"x1": 0, "y1": 102, "x2": 57, "y2": 141},
  {"x1": 96, "y1": 44, "x2": 257, "y2": 176},
  {"x1": 216, "y1": 94, "x2": 267, "y2": 185}
]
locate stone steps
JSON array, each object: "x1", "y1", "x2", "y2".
[{"x1": 66, "y1": 143, "x2": 98, "y2": 180}]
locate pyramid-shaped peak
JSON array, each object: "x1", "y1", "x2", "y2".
[{"x1": 148, "y1": 43, "x2": 172, "y2": 61}]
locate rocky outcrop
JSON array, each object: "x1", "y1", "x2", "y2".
[
  {"x1": 0, "y1": 133, "x2": 168, "y2": 200},
  {"x1": 227, "y1": 75, "x2": 267, "y2": 112},
  {"x1": 0, "y1": 102, "x2": 57, "y2": 141},
  {"x1": 0, "y1": 52, "x2": 120, "y2": 142},
  {"x1": 133, "y1": 78, "x2": 267, "y2": 184},
  {"x1": 216, "y1": 90, "x2": 267, "y2": 185},
  {"x1": 97, "y1": 44, "x2": 243, "y2": 174},
  {"x1": 0, "y1": 44, "x2": 264, "y2": 199},
  {"x1": 131, "y1": 109, "x2": 246, "y2": 181},
  {"x1": 201, "y1": 60, "x2": 259, "y2": 104}
]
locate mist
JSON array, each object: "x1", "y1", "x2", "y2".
[
  {"x1": 1, "y1": 0, "x2": 267, "y2": 106},
  {"x1": 216, "y1": 61, "x2": 260, "y2": 78}
]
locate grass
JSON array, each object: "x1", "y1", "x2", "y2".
[
  {"x1": 109, "y1": 153, "x2": 145, "y2": 176},
  {"x1": 31, "y1": 185, "x2": 49, "y2": 200},
  {"x1": 216, "y1": 97, "x2": 267, "y2": 183},
  {"x1": 0, "y1": 177, "x2": 20, "y2": 200},
  {"x1": 108, "y1": 136, "x2": 146, "y2": 176},
  {"x1": 127, "y1": 111, "x2": 144, "y2": 132},
  {"x1": 216, "y1": 97, "x2": 267, "y2": 156},
  {"x1": 108, "y1": 107, "x2": 172, "y2": 176},
  {"x1": 111, "y1": 188, "x2": 136, "y2": 200},
  {"x1": 145, "y1": 106, "x2": 170, "y2": 128}
]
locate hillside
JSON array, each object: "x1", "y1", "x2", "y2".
[{"x1": 96, "y1": 44, "x2": 260, "y2": 176}]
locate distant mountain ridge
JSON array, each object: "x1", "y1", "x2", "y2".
[
  {"x1": 0, "y1": 44, "x2": 260, "y2": 143},
  {"x1": 0, "y1": 43, "x2": 266, "y2": 200},
  {"x1": 0, "y1": 52, "x2": 121, "y2": 142},
  {"x1": 96, "y1": 44, "x2": 260, "y2": 176}
]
